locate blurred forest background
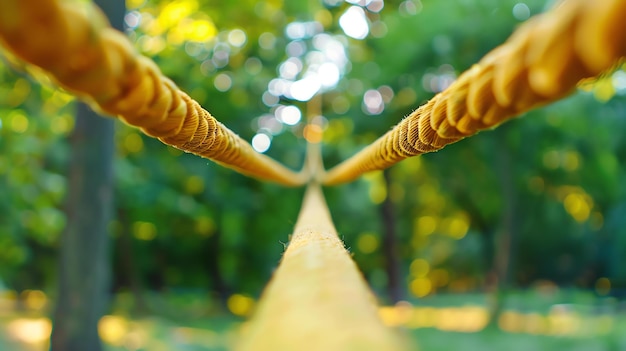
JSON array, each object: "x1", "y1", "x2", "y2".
[{"x1": 1, "y1": 0, "x2": 626, "y2": 350}]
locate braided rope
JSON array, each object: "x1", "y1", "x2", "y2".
[
  {"x1": 322, "y1": 0, "x2": 626, "y2": 186},
  {"x1": 237, "y1": 184, "x2": 406, "y2": 350},
  {"x1": 0, "y1": 0, "x2": 307, "y2": 186}
]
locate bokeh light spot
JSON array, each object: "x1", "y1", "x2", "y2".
[
  {"x1": 542, "y1": 149, "x2": 560, "y2": 169},
  {"x1": 303, "y1": 124, "x2": 323, "y2": 143},
  {"x1": 124, "y1": 133, "x2": 144, "y2": 153},
  {"x1": 50, "y1": 114, "x2": 73, "y2": 135},
  {"x1": 512, "y1": 3, "x2": 531, "y2": 21},
  {"x1": 7, "y1": 318, "x2": 51, "y2": 344},
  {"x1": 367, "y1": 0, "x2": 385, "y2": 13},
  {"x1": 228, "y1": 29, "x2": 247, "y2": 47},
  {"x1": 363, "y1": 89, "x2": 384, "y2": 115},
  {"x1": 214, "y1": 73, "x2": 233, "y2": 92},
  {"x1": 410, "y1": 259, "x2": 430, "y2": 278},
  {"x1": 563, "y1": 193, "x2": 591, "y2": 222},
  {"x1": 415, "y1": 216, "x2": 437, "y2": 236},
  {"x1": 99, "y1": 315, "x2": 128, "y2": 346},
  {"x1": 410, "y1": 278, "x2": 432, "y2": 297},
  {"x1": 184, "y1": 175, "x2": 204, "y2": 195},
  {"x1": 339, "y1": 6, "x2": 369, "y2": 40},
  {"x1": 258, "y1": 32, "x2": 276, "y2": 50},
  {"x1": 290, "y1": 77, "x2": 321, "y2": 101},
  {"x1": 195, "y1": 216, "x2": 215, "y2": 237},
  {"x1": 399, "y1": 0, "x2": 422, "y2": 16},
  {"x1": 276, "y1": 105, "x2": 302, "y2": 126},
  {"x1": 252, "y1": 133, "x2": 271, "y2": 153},
  {"x1": 227, "y1": 294, "x2": 255, "y2": 316},
  {"x1": 244, "y1": 57, "x2": 263, "y2": 75},
  {"x1": 446, "y1": 216, "x2": 469, "y2": 239},
  {"x1": 331, "y1": 95, "x2": 350, "y2": 114},
  {"x1": 133, "y1": 221, "x2": 157, "y2": 241},
  {"x1": 612, "y1": 70, "x2": 626, "y2": 95},
  {"x1": 124, "y1": 11, "x2": 141, "y2": 29},
  {"x1": 318, "y1": 62, "x2": 340, "y2": 88},
  {"x1": 357, "y1": 233, "x2": 379, "y2": 254},
  {"x1": 9, "y1": 111, "x2": 29, "y2": 133},
  {"x1": 21, "y1": 290, "x2": 47, "y2": 311}
]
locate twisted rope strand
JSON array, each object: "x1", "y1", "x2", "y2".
[
  {"x1": 0, "y1": 0, "x2": 307, "y2": 186},
  {"x1": 322, "y1": 0, "x2": 626, "y2": 186}
]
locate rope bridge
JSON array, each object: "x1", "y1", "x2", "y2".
[{"x1": 1, "y1": 0, "x2": 625, "y2": 350}]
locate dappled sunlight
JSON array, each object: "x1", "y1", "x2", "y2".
[
  {"x1": 380, "y1": 303, "x2": 488, "y2": 332},
  {"x1": 1, "y1": 312, "x2": 236, "y2": 351},
  {"x1": 1, "y1": 302, "x2": 619, "y2": 350},
  {"x1": 379, "y1": 301, "x2": 617, "y2": 337},
  {"x1": 101, "y1": 314, "x2": 235, "y2": 350},
  {"x1": 2, "y1": 0, "x2": 626, "y2": 349},
  {"x1": 99, "y1": 315, "x2": 129, "y2": 346},
  {"x1": 6, "y1": 318, "x2": 51, "y2": 345},
  {"x1": 497, "y1": 306, "x2": 614, "y2": 337}
]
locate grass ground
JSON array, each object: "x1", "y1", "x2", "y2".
[
  {"x1": 3, "y1": 316, "x2": 625, "y2": 351},
  {"x1": 1, "y1": 290, "x2": 625, "y2": 351},
  {"x1": 410, "y1": 327, "x2": 626, "y2": 351}
]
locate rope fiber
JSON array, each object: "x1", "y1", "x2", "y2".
[
  {"x1": 0, "y1": 0, "x2": 624, "y2": 187},
  {"x1": 236, "y1": 183, "x2": 407, "y2": 350},
  {"x1": 0, "y1": 0, "x2": 307, "y2": 186},
  {"x1": 321, "y1": 0, "x2": 626, "y2": 185}
]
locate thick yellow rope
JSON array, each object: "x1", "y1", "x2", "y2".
[
  {"x1": 236, "y1": 183, "x2": 407, "y2": 351},
  {"x1": 0, "y1": 0, "x2": 307, "y2": 186},
  {"x1": 322, "y1": 0, "x2": 626, "y2": 186}
]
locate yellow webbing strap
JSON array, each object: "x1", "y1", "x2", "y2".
[
  {"x1": 0, "y1": 0, "x2": 307, "y2": 186},
  {"x1": 322, "y1": 0, "x2": 626, "y2": 186}
]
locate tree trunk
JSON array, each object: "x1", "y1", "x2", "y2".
[
  {"x1": 116, "y1": 209, "x2": 149, "y2": 315},
  {"x1": 50, "y1": 1, "x2": 123, "y2": 350},
  {"x1": 380, "y1": 169, "x2": 403, "y2": 303},
  {"x1": 487, "y1": 127, "x2": 519, "y2": 327},
  {"x1": 50, "y1": 103, "x2": 115, "y2": 351},
  {"x1": 205, "y1": 227, "x2": 230, "y2": 307}
]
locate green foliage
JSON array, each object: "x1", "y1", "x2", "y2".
[{"x1": 1, "y1": 0, "x2": 626, "y2": 306}]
